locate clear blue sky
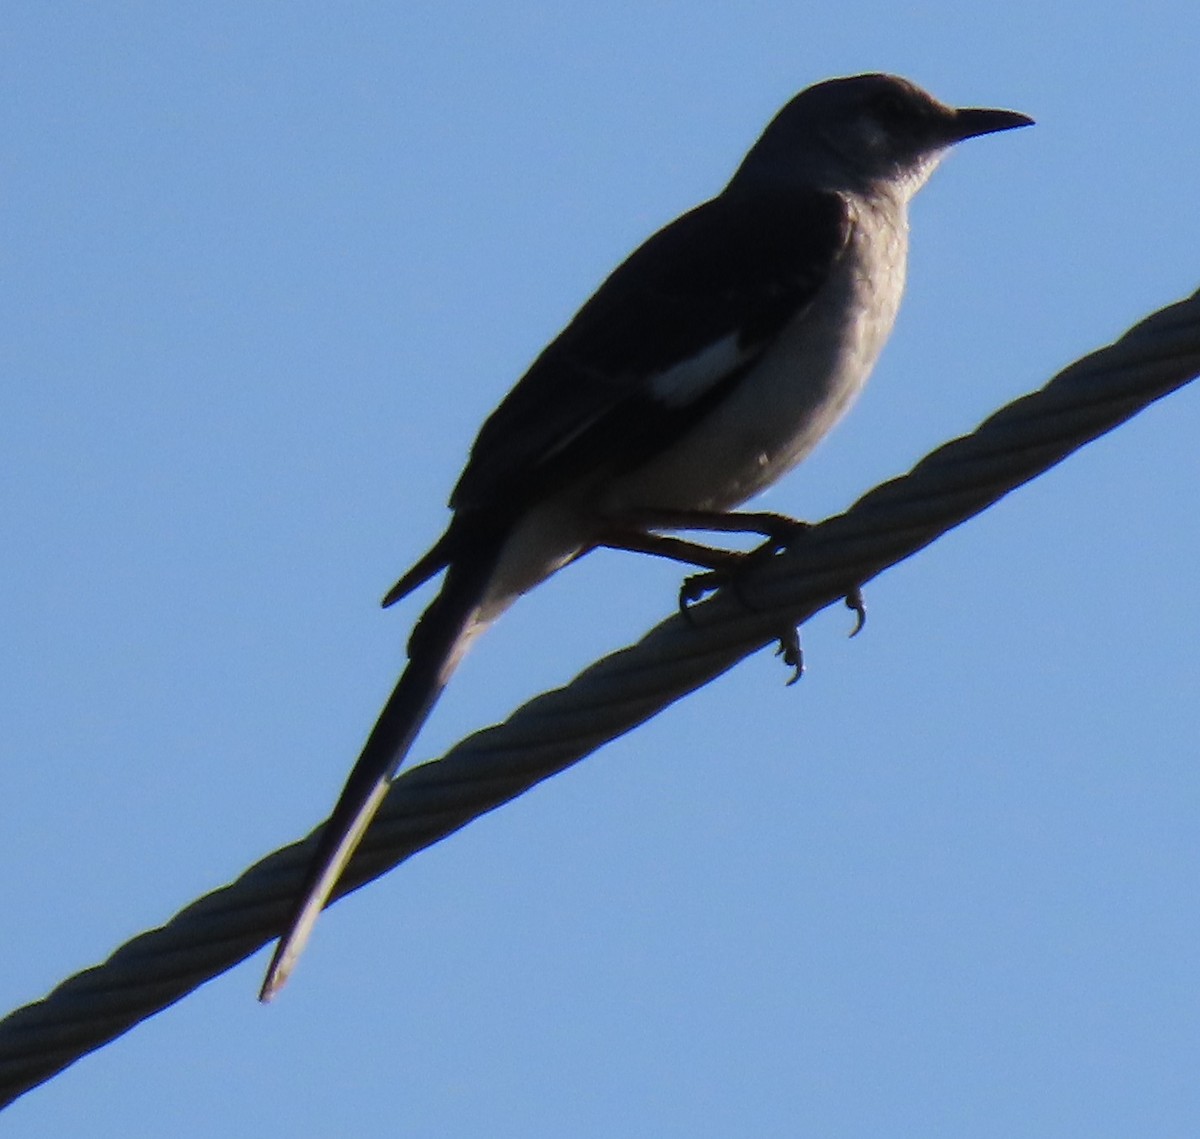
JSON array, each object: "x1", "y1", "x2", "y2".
[{"x1": 3, "y1": 3, "x2": 1199, "y2": 1135}]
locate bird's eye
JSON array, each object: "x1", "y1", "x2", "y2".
[{"x1": 872, "y1": 91, "x2": 911, "y2": 124}]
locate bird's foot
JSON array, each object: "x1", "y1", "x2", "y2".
[
  {"x1": 776, "y1": 625, "x2": 804, "y2": 685},
  {"x1": 677, "y1": 543, "x2": 773, "y2": 613},
  {"x1": 845, "y1": 585, "x2": 867, "y2": 638},
  {"x1": 677, "y1": 521, "x2": 811, "y2": 683},
  {"x1": 677, "y1": 526, "x2": 867, "y2": 683},
  {"x1": 677, "y1": 518, "x2": 809, "y2": 615}
]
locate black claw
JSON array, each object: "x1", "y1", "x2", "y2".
[
  {"x1": 845, "y1": 587, "x2": 867, "y2": 638},
  {"x1": 678, "y1": 534, "x2": 822, "y2": 685},
  {"x1": 776, "y1": 627, "x2": 804, "y2": 685},
  {"x1": 677, "y1": 528, "x2": 801, "y2": 617}
]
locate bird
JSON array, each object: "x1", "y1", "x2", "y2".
[{"x1": 259, "y1": 72, "x2": 1032, "y2": 1000}]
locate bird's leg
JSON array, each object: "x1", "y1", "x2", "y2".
[
  {"x1": 595, "y1": 528, "x2": 743, "y2": 573},
  {"x1": 604, "y1": 509, "x2": 866, "y2": 679},
  {"x1": 662, "y1": 512, "x2": 868, "y2": 638},
  {"x1": 602, "y1": 508, "x2": 813, "y2": 680},
  {"x1": 620, "y1": 509, "x2": 870, "y2": 678},
  {"x1": 667, "y1": 512, "x2": 812, "y2": 611},
  {"x1": 599, "y1": 508, "x2": 807, "y2": 608},
  {"x1": 607, "y1": 507, "x2": 811, "y2": 604},
  {"x1": 615, "y1": 506, "x2": 810, "y2": 547}
]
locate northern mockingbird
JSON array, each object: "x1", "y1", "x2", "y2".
[{"x1": 261, "y1": 73, "x2": 1032, "y2": 999}]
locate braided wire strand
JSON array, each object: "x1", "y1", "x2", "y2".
[{"x1": 2, "y1": 287, "x2": 1198, "y2": 1107}]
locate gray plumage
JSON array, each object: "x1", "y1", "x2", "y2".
[{"x1": 260, "y1": 73, "x2": 1032, "y2": 1000}]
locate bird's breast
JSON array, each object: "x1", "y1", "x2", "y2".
[{"x1": 604, "y1": 200, "x2": 909, "y2": 515}]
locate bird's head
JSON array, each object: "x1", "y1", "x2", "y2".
[{"x1": 730, "y1": 73, "x2": 1033, "y2": 199}]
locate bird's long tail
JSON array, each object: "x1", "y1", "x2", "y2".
[{"x1": 259, "y1": 545, "x2": 500, "y2": 1001}]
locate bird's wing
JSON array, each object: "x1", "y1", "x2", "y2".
[
  {"x1": 266, "y1": 188, "x2": 853, "y2": 996},
  {"x1": 449, "y1": 186, "x2": 853, "y2": 515}
]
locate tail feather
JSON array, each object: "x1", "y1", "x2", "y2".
[
  {"x1": 259, "y1": 546, "x2": 499, "y2": 1001},
  {"x1": 381, "y1": 530, "x2": 455, "y2": 609}
]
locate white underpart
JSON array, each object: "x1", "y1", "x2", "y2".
[{"x1": 605, "y1": 190, "x2": 911, "y2": 514}]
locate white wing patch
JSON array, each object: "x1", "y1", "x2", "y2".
[{"x1": 648, "y1": 332, "x2": 749, "y2": 408}]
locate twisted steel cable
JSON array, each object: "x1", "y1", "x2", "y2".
[{"x1": 2, "y1": 286, "x2": 1198, "y2": 1107}]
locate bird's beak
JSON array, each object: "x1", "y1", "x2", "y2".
[{"x1": 949, "y1": 106, "x2": 1035, "y2": 142}]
